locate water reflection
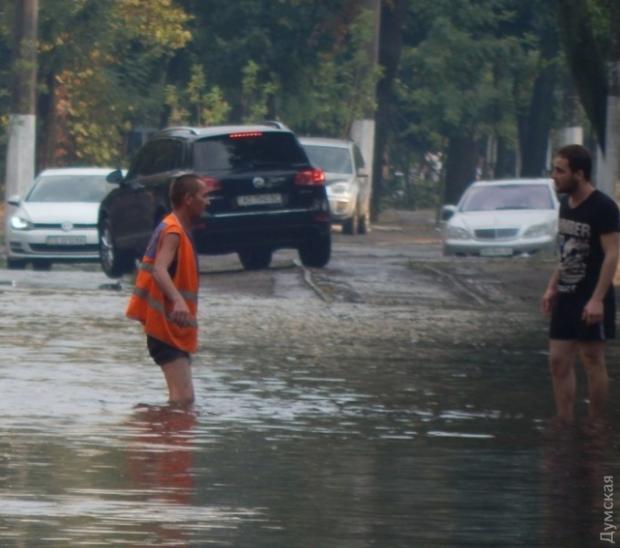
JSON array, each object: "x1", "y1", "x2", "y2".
[
  {"x1": 541, "y1": 421, "x2": 614, "y2": 548},
  {"x1": 126, "y1": 405, "x2": 197, "y2": 502},
  {"x1": 124, "y1": 405, "x2": 198, "y2": 546}
]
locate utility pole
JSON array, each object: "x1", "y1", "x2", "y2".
[
  {"x1": 594, "y1": 2, "x2": 620, "y2": 199},
  {"x1": 599, "y1": 2, "x2": 620, "y2": 199},
  {"x1": 350, "y1": 0, "x2": 381, "y2": 219},
  {"x1": 4, "y1": 0, "x2": 38, "y2": 239}
]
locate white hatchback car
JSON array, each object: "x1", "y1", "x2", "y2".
[
  {"x1": 441, "y1": 178, "x2": 560, "y2": 257},
  {"x1": 6, "y1": 167, "x2": 116, "y2": 270}
]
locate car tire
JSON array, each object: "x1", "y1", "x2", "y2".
[
  {"x1": 238, "y1": 248, "x2": 273, "y2": 270},
  {"x1": 298, "y1": 233, "x2": 331, "y2": 268},
  {"x1": 32, "y1": 260, "x2": 52, "y2": 271},
  {"x1": 7, "y1": 258, "x2": 27, "y2": 270},
  {"x1": 99, "y1": 217, "x2": 135, "y2": 278},
  {"x1": 342, "y1": 206, "x2": 358, "y2": 235}
]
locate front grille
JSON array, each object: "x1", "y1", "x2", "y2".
[
  {"x1": 474, "y1": 228, "x2": 519, "y2": 240},
  {"x1": 31, "y1": 223, "x2": 96, "y2": 229},
  {"x1": 29, "y1": 244, "x2": 99, "y2": 253}
]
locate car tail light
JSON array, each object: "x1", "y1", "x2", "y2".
[
  {"x1": 229, "y1": 132, "x2": 263, "y2": 139},
  {"x1": 295, "y1": 168, "x2": 326, "y2": 186},
  {"x1": 200, "y1": 176, "x2": 222, "y2": 193},
  {"x1": 314, "y1": 212, "x2": 331, "y2": 222}
]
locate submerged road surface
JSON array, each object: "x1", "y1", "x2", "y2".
[{"x1": 1, "y1": 211, "x2": 618, "y2": 547}]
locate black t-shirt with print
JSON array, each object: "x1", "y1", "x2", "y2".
[{"x1": 557, "y1": 189, "x2": 620, "y2": 298}]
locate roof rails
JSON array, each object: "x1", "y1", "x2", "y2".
[
  {"x1": 158, "y1": 126, "x2": 200, "y2": 135},
  {"x1": 259, "y1": 120, "x2": 288, "y2": 130}
]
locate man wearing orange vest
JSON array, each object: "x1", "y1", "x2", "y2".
[{"x1": 127, "y1": 173, "x2": 209, "y2": 406}]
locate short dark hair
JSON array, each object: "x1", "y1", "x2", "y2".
[
  {"x1": 169, "y1": 173, "x2": 201, "y2": 207},
  {"x1": 555, "y1": 144, "x2": 592, "y2": 180}
]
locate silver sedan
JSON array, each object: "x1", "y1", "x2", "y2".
[{"x1": 441, "y1": 178, "x2": 560, "y2": 257}]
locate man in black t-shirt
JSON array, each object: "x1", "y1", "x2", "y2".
[{"x1": 541, "y1": 145, "x2": 619, "y2": 425}]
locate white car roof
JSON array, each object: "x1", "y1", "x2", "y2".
[
  {"x1": 37, "y1": 167, "x2": 117, "y2": 177},
  {"x1": 299, "y1": 137, "x2": 352, "y2": 148},
  {"x1": 471, "y1": 178, "x2": 553, "y2": 187}
]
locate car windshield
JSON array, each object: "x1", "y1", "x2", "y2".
[
  {"x1": 302, "y1": 144, "x2": 353, "y2": 174},
  {"x1": 193, "y1": 132, "x2": 308, "y2": 172},
  {"x1": 460, "y1": 184, "x2": 554, "y2": 212},
  {"x1": 26, "y1": 174, "x2": 111, "y2": 203}
]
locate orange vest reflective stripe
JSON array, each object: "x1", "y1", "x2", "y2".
[{"x1": 126, "y1": 213, "x2": 199, "y2": 353}]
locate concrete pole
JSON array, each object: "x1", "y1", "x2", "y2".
[
  {"x1": 4, "y1": 0, "x2": 38, "y2": 245},
  {"x1": 595, "y1": 4, "x2": 620, "y2": 200},
  {"x1": 350, "y1": 0, "x2": 380, "y2": 199}
]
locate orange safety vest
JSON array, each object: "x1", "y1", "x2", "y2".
[{"x1": 126, "y1": 213, "x2": 199, "y2": 353}]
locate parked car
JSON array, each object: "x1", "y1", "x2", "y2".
[
  {"x1": 299, "y1": 137, "x2": 371, "y2": 234},
  {"x1": 441, "y1": 178, "x2": 559, "y2": 257},
  {"x1": 98, "y1": 124, "x2": 332, "y2": 277},
  {"x1": 5, "y1": 167, "x2": 117, "y2": 270}
]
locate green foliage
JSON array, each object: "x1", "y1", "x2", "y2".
[
  {"x1": 166, "y1": 65, "x2": 231, "y2": 126},
  {"x1": 37, "y1": 0, "x2": 192, "y2": 165},
  {"x1": 295, "y1": 8, "x2": 382, "y2": 136},
  {"x1": 389, "y1": 0, "x2": 568, "y2": 204},
  {"x1": 240, "y1": 60, "x2": 278, "y2": 123}
]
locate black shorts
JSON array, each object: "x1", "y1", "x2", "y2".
[
  {"x1": 147, "y1": 335, "x2": 191, "y2": 366},
  {"x1": 550, "y1": 293, "x2": 616, "y2": 341}
]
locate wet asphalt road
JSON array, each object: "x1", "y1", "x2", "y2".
[{"x1": 1, "y1": 213, "x2": 619, "y2": 547}]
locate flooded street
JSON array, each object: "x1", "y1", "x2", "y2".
[{"x1": 1, "y1": 212, "x2": 619, "y2": 547}]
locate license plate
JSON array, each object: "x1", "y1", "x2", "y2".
[
  {"x1": 480, "y1": 247, "x2": 513, "y2": 257},
  {"x1": 46, "y1": 236, "x2": 87, "y2": 245},
  {"x1": 237, "y1": 193, "x2": 282, "y2": 206}
]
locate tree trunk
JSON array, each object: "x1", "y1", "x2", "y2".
[
  {"x1": 443, "y1": 137, "x2": 478, "y2": 205},
  {"x1": 556, "y1": 0, "x2": 607, "y2": 148},
  {"x1": 519, "y1": 68, "x2": 556, "y2": 176},
  {"x1": 519, "y1": 15, "x2": 558, "y2": 177},
  {"x1": 371, "y1": 0, "x2": 406, "y2": 220},
  {"x1": 495, "y1": 136, "x2": 516, "y2": 178}
]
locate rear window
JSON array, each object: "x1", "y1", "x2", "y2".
[{"x1": 193, "y1": 132, "x2": 308, "y2": 172}]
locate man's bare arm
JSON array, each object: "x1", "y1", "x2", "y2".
[
  {"x1": 541, "y1": 267, "x2": 560, "y2": 316},
  {"x1": 582, "y1": 232, "x2": 619, "y2": 324},
  {"x1": 152, "y1": 233, "x2": 191, "y2": 325}
]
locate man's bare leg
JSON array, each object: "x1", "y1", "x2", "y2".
[
  {"x1": 548, "y1": 340, "x2": 578, "y2": 424},
  {"x1": 578, "y1": 341, "x2": 608, "y2": 422},
  {"x1": 161, "y1": 357, "x2": 195, "y2": 406}
]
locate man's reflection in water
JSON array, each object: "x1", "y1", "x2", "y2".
[
  {"x1": 126, "y1": 405, "x2": 197, "y2": 545},
  {"x1": 541, "y1": 422, "x2": 613, "y2": 547}
]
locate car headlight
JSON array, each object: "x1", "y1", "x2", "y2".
[
  {"x1": 10, "y1": 215, "x2": 33, "y2": 230},
  {"x1": 328, "y1": 182, "x2": 351, "y2": 196},
  {"x1": 446, "y1": 225, "x2": 471, "y2": 240},
  {"x1": 523, "y1": 222, "x2": 553, "y2": 238}
]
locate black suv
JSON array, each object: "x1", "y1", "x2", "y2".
[{"x1": 98, "y1": 124, "x2": 332, "y2": 277}]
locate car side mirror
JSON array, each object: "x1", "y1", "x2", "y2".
[
  {"x1": 440, "y1": 204, "x2": 457, "y2": 222},
  {"x1": 357, "y1": 167, "x2": 369, "y2": 178},
  {"x1": 106, "y1": 169, "x2": 124, "y2": 185},
  {"x1": 7, "y1": 195, "x2": 21, "y2": 207}
]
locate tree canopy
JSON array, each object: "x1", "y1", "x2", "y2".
[{"x1": 0, "y1": 0, "x2": 612, "y2": 210}]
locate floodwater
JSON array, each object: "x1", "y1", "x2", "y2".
[{"x1": 0, "y1": 268, "x2": 619, "y2": 547}]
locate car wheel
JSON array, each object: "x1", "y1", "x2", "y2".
[
  {"x1": 298, "y1": 233, "x2": 331, "y2": 268},
  {"x1": 238, "y1": 248, "x2": 273, "y2": 270},
  {"x1": 32, "y1": 260, "x2": 52, "y2": 271},
  {"x1": 357, "y1": 205, "x2": 370, "y2": 234},
  {"x1": 342, "y1": 205, "x2": 358, "y2": 235},
  {"x1": 99, "y1": 217, "x2": 135, "y2": 278},
  {"x1": 7, "y1": 258, "x2": 27, "y2": 270}
]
